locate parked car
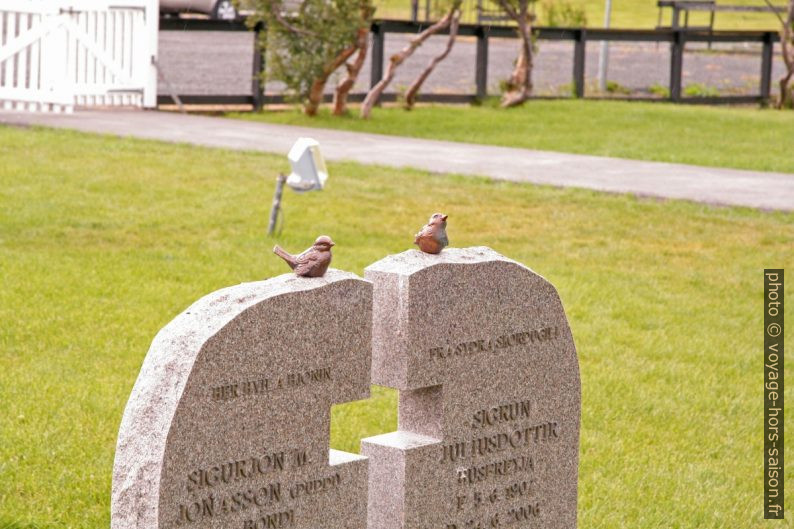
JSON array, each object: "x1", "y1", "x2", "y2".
[{"x1": 160, "y1": 0, "x2": 238, "y2": 20}]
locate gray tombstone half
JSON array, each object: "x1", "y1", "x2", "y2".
[
  {"x1": 361, "y1": 247, "x2": 580, "y2": 529},
  {"x1": 111, "y1": 270, "x2": 371, "y2": 529}
]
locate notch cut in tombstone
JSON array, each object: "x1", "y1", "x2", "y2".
[
  {"x1": 361, "y1": 247, "x2": 580, "y2": 529},
  {"x1": 112, "y1": 269, "x2": 371, "y2": 529},
  {"x1": 399, "y1": 385, "x2": 443, "y2": 439}
]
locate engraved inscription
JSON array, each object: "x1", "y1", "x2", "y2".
[
  {"x1": 177, "y1": 483, "x2": 282, "y2": 524},
  {"x1": 456, "y1": 455, "x2": 535, "y2": 485},
  {"x1": 177, "y1": 448, "x2": 339, "y2": 527},
  {"x1": 176, "y1": 470, "x2": 343, "y2": 526},
  {"x1": 210, "y1": 367, "x2": 332, "y2": 402},
  {"x1": 288, "y1": 473, "x2": 342, "y2": 499},
  {"x1": 439, "y1": 399, "x2": 561, "y2": 529},
  {"x1": 186, "y1": 451, "x2": 287, "y2": 492},
  {"x1": 428, "y1": 327, "x2": 560, "y2": 361},
  {"x1": 441, "y1": 421, "x2": 559, "y2": 463},
  {"x1": 471, "y1": 400, "x2": 532, "y2": 429},
  {"x1": 243, "y1": 510, "x2": 295, "y2": 529}
]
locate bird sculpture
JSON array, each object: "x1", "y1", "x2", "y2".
[
  {"x1": 414, "y1": 213, "x2": 449, "y2": 254},
  {"x1": 273, "y1": 235, "x2": 335, "y2": 277}
]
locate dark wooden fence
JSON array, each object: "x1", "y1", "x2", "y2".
[{"x1": 158, "y1": 17, "x2": 781, "y2": 109}]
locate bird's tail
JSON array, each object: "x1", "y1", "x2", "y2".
[{"x1": 273, "y1": 245, "x2": 298, "y2": 269}]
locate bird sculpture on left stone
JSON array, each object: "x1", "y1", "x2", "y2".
[{"x1": 273, "y1": 235, "x2": 335, "y2": 277}]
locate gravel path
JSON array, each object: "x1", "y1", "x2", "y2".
[
  {"x1": 2, "y1": 109, "x2": 791, "y2": 211},
  {"x1": 158, "y1": 30, "x2": 786, "y2": 98}
]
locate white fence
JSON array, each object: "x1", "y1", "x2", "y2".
[{"x1": 0, "y1": 0, "x2": 158, "y2": 112}]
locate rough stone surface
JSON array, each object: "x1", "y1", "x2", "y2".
[
  {"x1": 361, "y1": 247, "x2": 580, "y2": 529},
  {"x1": 111, "y1": 269, "x2": 372, "y2": 529}
]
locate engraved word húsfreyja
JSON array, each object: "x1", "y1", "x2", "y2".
[
  {"x1": 455, "y1": 454, "x2": 536, "y2": 485},
  {"x1": 210, "y1": 367, "x2": 332, "y2": 402},
  {"x1": 428, "y1": 327, "x2": 560, "y2": 361}
]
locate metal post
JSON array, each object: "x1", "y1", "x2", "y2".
[
  {"x1": 152, "y1": 57, "x2": 185, "y2": 113},
  {"x1": 670, "y1": 29, "x2": 684, "y2": 102},
  {"x1": 411, "y1": 0, "x2": 419, "y2": 22},
  {"x1": 573, "y1": 29, "x2": 586, "y2": 98},
  {"x1": 475, "y1": 27, "x2": 489, "y2": 99},
  {"x1": 707, "y1": 8, "x2": 715, "y2": 49},
  {"x1": 370, "y1": 23, "x2": 385, "y2": 89},
  {"x1": 597, "y1": 0, "x2": 612, "y2": 92},
  {"x1": 252, "y1": 22, "x2": 265, "y2": 111},
  {"x1": 267, "y1": 173, "x2": 286, "y2": 236},
  {"x1": 143, "y1": 0, "x2": 159, "y2": 108},
  {"x1": 671, "y1": 5, "x2": 681, "y2": 28},
  {"x1": 760, "y1": 31, "x2": 774, "y2": 104}
]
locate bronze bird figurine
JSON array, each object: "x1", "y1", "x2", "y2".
[
  {"x1": 414, "y1": 213, "x2": 448, "y2": 254},
  {"x1": 273, "y1": 235, "x2": 335, "y2": 277}
]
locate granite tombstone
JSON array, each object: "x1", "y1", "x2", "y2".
[
  {"x1": 361, "y1": 247, "x2": 580, "y2": 529},
  {"x1": 111, "y1": 270, "x2": 371, "y2": 529}
]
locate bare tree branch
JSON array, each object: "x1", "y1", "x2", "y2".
[
  {"x1": 333, "y1": 23, "x2": 370, "y2": 115},
  {"x1": 304, "y1": 41, "x2": 359, "y2": 115},
  {"x1": 763, "y1": 0, "x2": 786, "y2": 26},
  {"x1": 404, "y1": 9, "x2": 461, "y2": 109},
  {"x1": 494, "y1": 0, "x2": 519, "y2": 21},
  {"x1": 270, "y1": 2, "x2": 318, "y2": 38},
  {"x1": 773, "y1": 0, "x2": 794, "y2": 107},
  {"x1": 360, "y1": 12, "x2": 455, "y2": 118},
  {"x1": 494, "y1": 0, "x2": 534, "y2": 107}
]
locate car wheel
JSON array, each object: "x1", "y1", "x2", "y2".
[{"x1": 212, "y1": 0, "x2": 237, "y2": 20}]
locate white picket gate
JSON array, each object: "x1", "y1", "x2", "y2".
[{"x1": 0, "y1": 0, "x2": 158, "y2": 112}]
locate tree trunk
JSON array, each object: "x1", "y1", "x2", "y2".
[
  {"x1": 304, "y1": 43, "x2": 359, "y2": 116},
  {"x1": 778, "y1": 0, "x2": 794, "y2": 108},
  {"x1": 360, "y1": 12, "x2": 455, "y2": 119},
  {"x1": 333, "y1": 26, "x2": 369, "y2": 115},
  {"x1": 404, "y1": 9, "x2": 461, "y2": 110},
  {"x1": 305, "y1": 78, "x2": 327, "y2": 116},
  {"x1": 780, "y1": 71, "x2": 793, "y2": 108},
  {"x1": 496, "y1": 0, "x2": 534, "y2": 107}
]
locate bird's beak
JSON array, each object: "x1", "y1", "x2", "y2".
[
  {"x1": 441, "y1": 215, "x2": 448, "y2": 221},
  {"x1": 330, "y1": 242, "x2": 335, "y2": 247}
]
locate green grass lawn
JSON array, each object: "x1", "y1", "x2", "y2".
[
  {"x1": 0, "y1": 124, "x2": 792, "y2": 528},
  {"x1": 231, "y1": 100, "x2": 794, "y2": 173}
]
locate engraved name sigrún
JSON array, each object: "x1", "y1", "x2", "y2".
[{"x1": 471, "y1": 399, "x2": 532, "y2": 429}]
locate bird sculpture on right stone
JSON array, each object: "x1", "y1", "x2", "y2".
[{"x1": 414, "y1": 213, "x2": 449, "y2": 254}]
